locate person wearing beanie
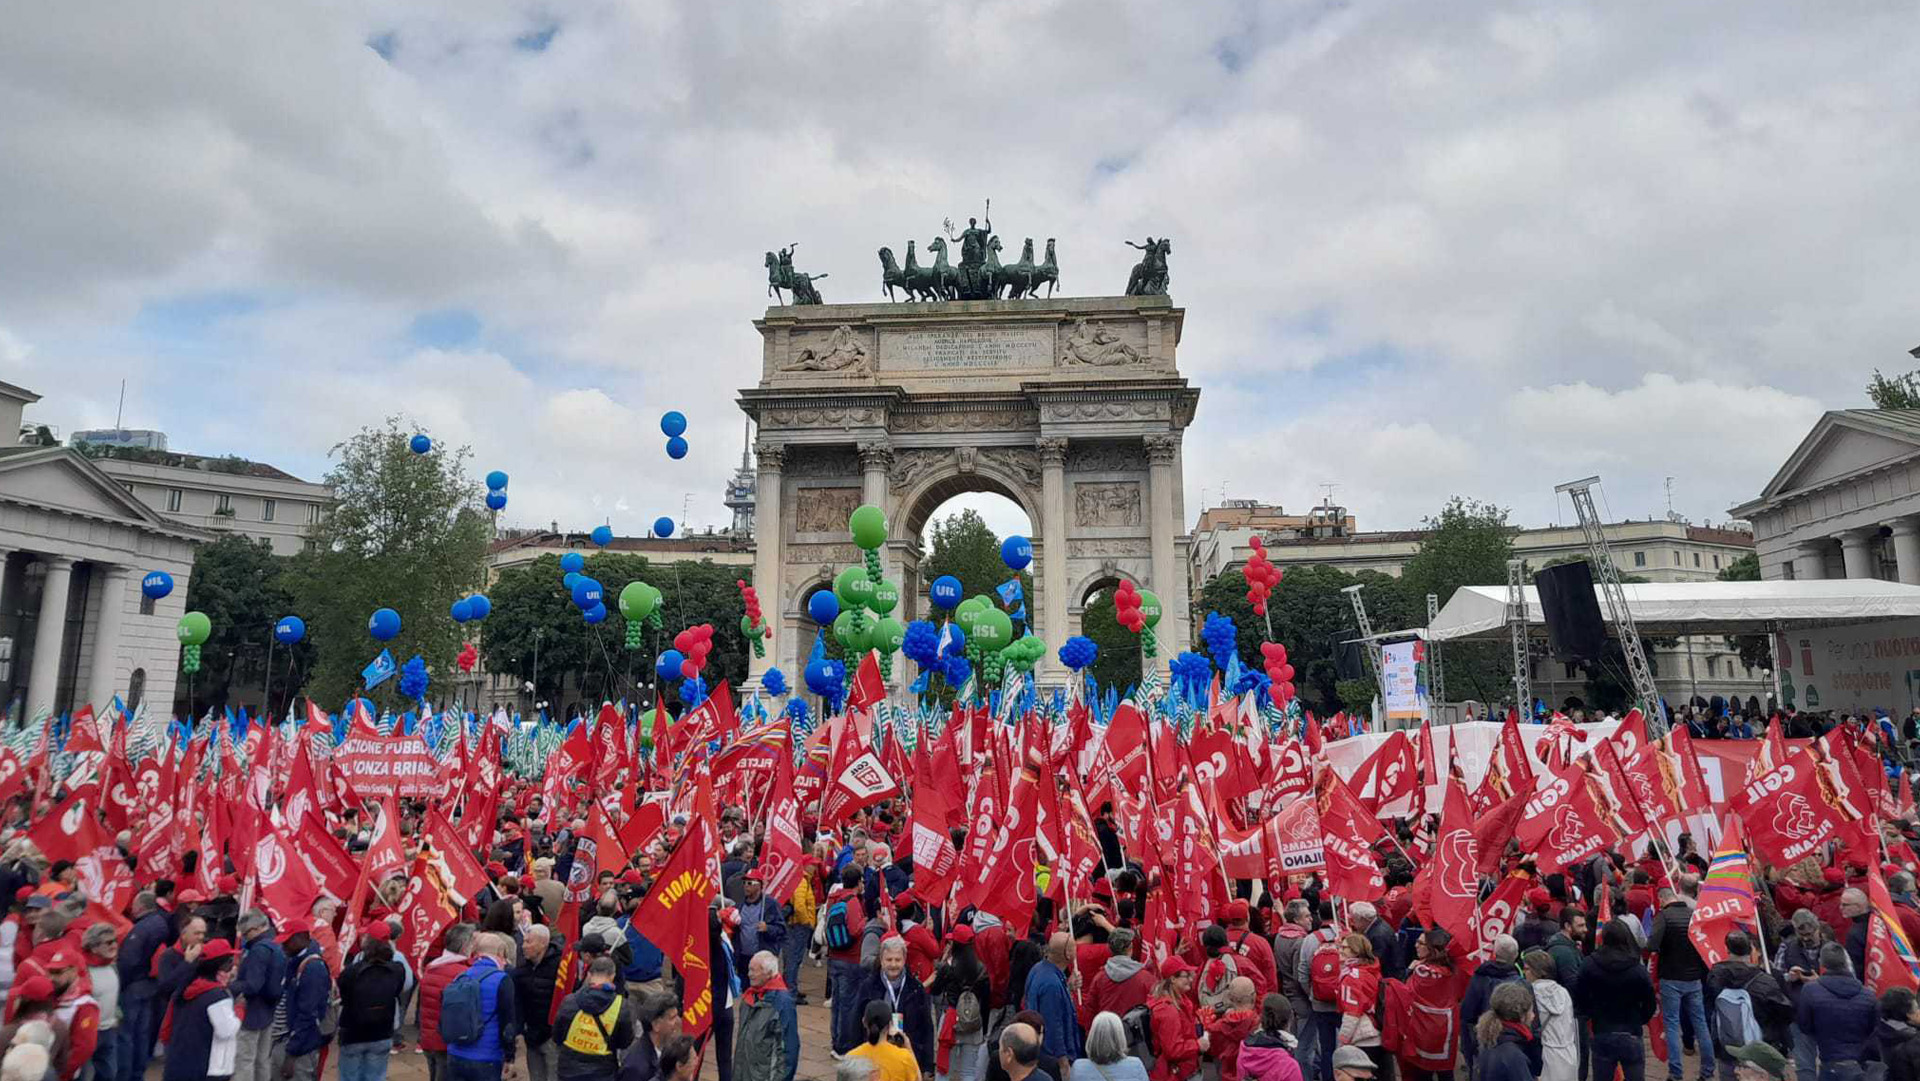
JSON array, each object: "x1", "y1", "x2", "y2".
[{"x1": 162, "y1": 938, "x2": 239, "y2": 1081}]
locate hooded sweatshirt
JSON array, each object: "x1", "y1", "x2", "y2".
[
  {"x1": 1084, "y1": 954, "x2": 1154, "y2": 1030},
  {"x1": 1571, "y1": 948, "x2": 1656, "y2": 1036},
  {"x1": 1203, "y1": 1006, "x2": 1260, "y2": 1081},
  {"x1": 1237, "y1": 1029, "x2": 1303, "y2": 1081},
  {"x1": 1530, "y1": 979, "x2": 1578, "y2": 1081}
]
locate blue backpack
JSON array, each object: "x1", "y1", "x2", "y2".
[
  {"x1": 438, "y1": 967, "x2": 504, "y2": 1047},
  {"x1": 823, "y1": 897, "x2": 854, "y2": 951}
]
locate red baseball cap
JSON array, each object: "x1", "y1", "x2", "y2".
[
  {"x1": 1527, "y1": 887, "x2": 1553, "y2": 911},
  {"x1": 948, "y1": 925, "x2": 976, "y2": 946},
  {"x1": 278, "y1": 919, "x2": 314, "y2": 943},
  {"x1": 1159, "y1": 956, "x2": 1194, "y2": 978},
  {"x1": 12, "y1": 976, "x2": 54, "y2": 1004},
  {"x1": 894, "y1": 890, "x2": 919, "y2": 912},
  {"x1": 200, "y1": 939, "x2": 237, "y2": 962},
  {"x1": 1221, "y1": 900, "x2": 1250, "y2": 923},
  {"x1": 486, "y1": 862, "x2": 508, "y2": 878},
  {"x1": 39, "y1": 944, "x2": 80, "y2": 970},
  {"x1": 11, "y1": 887, "x2": 30, "y2": 904},
  {"x1": 176, "y1": 888, "x2": 207, "y2": 904},
  {"x1": 365, "y1": 921, "x2": 393, "y2": 942},
  {"x1": 217, "y1": 874, "x2": 239, "y2": 895},
  {"x1": 1824, "y1": 867, "x2": 1847, "y2": 885}
]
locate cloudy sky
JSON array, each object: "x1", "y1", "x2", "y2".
[{"x1": 5, "y1": 1, "x2": 1916, "y2": 540}]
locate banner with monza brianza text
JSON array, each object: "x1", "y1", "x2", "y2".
[
  {"x1": 334, "y1": 731, "x2": 446, "y2": 798},
  {"x1": 1775, "y1": 619, "x2": 1920, "y2": 716}
]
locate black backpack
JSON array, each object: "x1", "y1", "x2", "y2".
[{"x1": 1122, "y1": 1003, "x2": 1156, "y2": 1067}]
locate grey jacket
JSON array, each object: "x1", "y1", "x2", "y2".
[{"x1": 734, "y1": 986, "x2": 800, "y2": 1081}]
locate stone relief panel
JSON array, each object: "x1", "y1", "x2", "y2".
[
  {"x1": 791, "y1": 486, "x2": 861, "y2": 534},
  {"x1": 782, "y1": 445, "x2": 861, "y2": 478},
  {"x1": 979, "y1": 447, "x2": 1043, "y2": 491},
  {"x1": 762, "y1": 406, "x2": 882, "y2": 430},
  {"x1": 1057, "y1": 319, "x2": 1144, "y2": 367},
  {"x1": 888, "y1": 448, "x2": 951, "y2": 493},
  {"x1": 1042, "y1": 400, "x2": 1170, "y2": 423},
  {"x1": 891, "y1": 406, "x2": 1040, "y2": 433},
  {"x1": 785, "y1": 542, "x2": 862, "y2": 566},
  {"x1": 1074, "y1": 481, "x2": 1143, "y2": 527},
  {"x1": 782, "y1": 325, "x2": 872, "y2": 373},
  {"x1": 1067, "y1": 440, "x2": 1146, "y2": 474}
]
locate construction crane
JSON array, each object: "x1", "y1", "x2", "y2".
[
  {"x1": 1427, "y1": 592, "x2": 1446, "y2": 708},
  {"x1": 1555, "y1": 475, "x2": 1666, "y2": 734},
  {"x1": 1508, "y1": 559, "x2": 1530, "y2": 720}
]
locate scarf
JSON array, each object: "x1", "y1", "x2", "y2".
[
  {"x1": 741, "y1": 975, "x2": 789, "y2": 1007},
  {"x1": 1502, "y1": 1020, "x2": 1534, "y2": 1043}
]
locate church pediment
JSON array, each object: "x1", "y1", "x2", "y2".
[
  {"x1": 0, "y1": 447, "x2": 188, "y2": 531},
  {"x1": 1758, "y1": 411, "x2": 1920, "y2": 504}
]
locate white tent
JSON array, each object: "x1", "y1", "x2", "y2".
[{"x1": 1425, "y1": 579, "x2": 1920, "y2": 641}]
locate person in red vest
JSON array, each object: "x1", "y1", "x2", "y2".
[
  {"x1": 1383, "y1": 928, "x2": 1473, "y2": 1081},
  {"x1": 1220, "y1": 901, "x2": 1279, "y2": 999}
]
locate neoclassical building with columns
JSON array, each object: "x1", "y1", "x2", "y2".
[
  {"x1": 1731, "y1": 409, "x2": 1920, "y2": 583},
  {"x1": 0, "y1": 382, "x2": 200, "y2": 722}
]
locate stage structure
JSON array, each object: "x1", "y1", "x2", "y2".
[{"x1": 738, "y1": 294, "x2": 1199, "y2": 686}]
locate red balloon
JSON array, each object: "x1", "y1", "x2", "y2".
[
  {"x1": 673, "y1": 631, "x2": 691, "y2": 652},
  {"x1": 680, "y1": 659, "x2": 699, "y2": 679}
]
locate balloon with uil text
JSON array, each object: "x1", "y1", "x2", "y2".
[
  {"x1": 141, "y1": 571, "x2": 174, "y2": 601},
  {"x1": 274, "y1": 616, "x2": 305, "y2": 645}
]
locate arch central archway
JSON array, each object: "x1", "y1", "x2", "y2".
[
  {"x1": 897, "y1": 475, "x2": 1037, "y2": 626},
  {"x1": 738, "y1": 294, "x2": 1199, "y2": 687}
]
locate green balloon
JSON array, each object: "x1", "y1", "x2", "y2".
[
  {"x1": 618, "y1": 581, "x2": 657, "y2": 621},
  {"x1": 872, "y1": 616, "x2": 906, "y2": 654},
  {"x1": 832, "y1": 611, "x2": 870, "y2": 652},
  {"x1": 740, "y1": 614, "x2": 765, "y2": 639},
  {"x1": 973, "y1": 609, "x2": 1014, "y2": 650},
  {"x1": 835, "y1": 567, "x2": 876, "y2": 609},
  {"x1": 176, "y1": 611, "x2": 212, "y2": 646},
  {"x1": 1138, "y1": 590, "x2": 1162, "y2": 628},
  {"x1": 955, "y1": 602, "x2": 984, "y2": 632},
  {"x1": 848, "y1": 504, "x2": 888, "y2": 550},
  {"x1": 869, "y1": 579, "x2": 900, "y2": 616}
]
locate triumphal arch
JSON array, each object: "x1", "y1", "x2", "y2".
[{"x1": 739, "y1": 292, "x2": 1199, "y2": 685}]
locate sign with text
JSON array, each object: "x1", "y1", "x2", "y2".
[
  {"x1": 1778, "y1": 620, "x2": 1920, "y2": 715},
  {"x1": 334, "y1": 731, "x2": 444, "y2": 799},
  {"x1": 1381, "y1": 639, "x2": 1428, "y2": 721}
]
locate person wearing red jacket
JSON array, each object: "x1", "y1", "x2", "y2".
[
  {"x1": 1080, "y1": 928, "x2": 1155, "y2": 1033},
  {"x1": 44, "y1": 944, "x2": 96, "y2": 1081},
  {"x1": 1148, "y1": 958, "x2": 1205, "y2": 1081},
  {"x1": 970, "y1": 912, "x2": 1013, "y2": 1010},
  {"x1": 1220, "y1": 902, "x2": 1279, "y2": 999},
  {"x1": 1203, "y1": 977, "x2": 1261, "y2": 1081},
  {"x1": 1334, "y1": 935, "x2": 1382, "y2": 1076},
  {"x1": 895, "y1": 893, "x2": 942, "y2": 984},
  {"x1": 415, "y1": 923, "x2": 475, "y2": 1079},
  {"x1": 1383, "y1": 927, "x2": 1473, "y2": 1081}
]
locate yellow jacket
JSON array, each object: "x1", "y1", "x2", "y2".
[{"x1": 791, "y1": 875, "x2": 817, "y2": 927}]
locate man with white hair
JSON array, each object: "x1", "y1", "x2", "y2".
[
  {"x1": 735, "y1": 950, "x2": 799, "y2": 1081},
  {"x1": 1462, "y1": 934, "x2": 1524, "y2": 1073},
  {"x1": 858, "y1": 937, "x2": 936, "y2": 1073},
  {"x1": 1345, "y1": 900, "x2": 1400, "y2": 980}
]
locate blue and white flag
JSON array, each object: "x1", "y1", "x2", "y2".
[
  {"x1": 996, "y1": 579, "x2": 1024, "y2": 605},
  {"x1": 362, "y1": 649, "x2": 397, "y2": 690}
]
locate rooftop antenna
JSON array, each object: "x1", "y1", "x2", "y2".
[
  {"x1": 740, "y1": 417, "x2": 751, "y2": 471},
  {"x1": 114, "y1": 379, "x2": 126, "y2": 434},
  {"x1": 681, "y1": 492, "x2": 692, "y2": 532},
  {"x1": 1320, "y1": 483, "x2": 1338, "y2": 509}
]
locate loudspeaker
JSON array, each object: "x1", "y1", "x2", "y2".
[
  {"x1": 1334, "y1": 631, "x2": 1366, "y2": 682},
  {"x1": 1535, "y1": 560, "x2": 1608, "y2": 662}
]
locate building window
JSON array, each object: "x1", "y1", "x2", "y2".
[
  {"x1": 215, "y1": 493, "x2": 233, "y2": 515},
  {"x1": 1782, "y1": 561, "x2": 1796, "y2": 580},
  {"x1": 1633, "y1": 551, "x2": 1646, "y2": 567},
  {"x1": 1693, "y1": 553, "x2": 1701, "y2": 567},
  {"x1": 1673, "y1": 551, "x2": 1682, "y2": 566},
  {"x1": 1707, "y1": 658, "x2": 1718, "y2": 678},
  {"x1": 1563, "y1": 662, "x2": 1579, "y2": 679},
  {"x1": 261, "y1": 498, "x2": 276, "y2": 522},
  {"x1": 1713, "y1": 555, "x2": 1721, "y2": 569},
  {"x1": 166, "y1": 489, "x2": 183, "y2": 512},
  {"x1": 307, "y1": 504, "x2": 323, "y2": 524},
  {"x1": 139, "y1": 593, "x2": 155, "y2": 616}
]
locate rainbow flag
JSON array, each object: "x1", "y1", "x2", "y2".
[{"x1": 1689, "y1": 814, "x2": 1756, "y2": 966}]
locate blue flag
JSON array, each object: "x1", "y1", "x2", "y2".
[
  {"x1": 362, "y1": 649, "x2": 397, "y2": 690},
  {"x1": 996, "y1": 579, "x2": 1024, "y2": 605}
]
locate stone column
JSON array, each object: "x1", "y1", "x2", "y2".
[
  {"x1": 1145, "y1": 435, "x2": 1181, "y2": 646},
  {"x1": 1891, "y1": 518, "x2": 1920, "y2": 586},
  {"x1": 1839, "y1": 528, "x2": 1877, "y2": 580},
  {"x1": 86, "y1": 564, "x2": 132, "y2": 712},
  {"x1": 749, "y1": 443, "x2": 785, "y2": 683},
  {"x1": 1038, "y1": 438, "x2": 1070, "y2": 677},
  {"x1": 24, "y1": 556, "x2": 74, "y2": 722},
  {"x1": 1793, "y1": 542, "x2": 1829, "y2": 581}
]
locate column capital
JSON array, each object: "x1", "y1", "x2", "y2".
[
  {"x1": 1836, "y1": 527, "x2": 1878, "y2": 546},
  {"x1": 36, "y1": 555, "x2": 76, "y2": 573},
  {"x1": 1143, "y1": 434, "x2": 1179, "y2": 465},
  {"x1": 754, "y1": 442, "x2": 787, "y2": 472},
  {"x1": 1890, "y1": 518, "x2": 1920, "y2": 538},
  {"x1": 1036, "y1": 437, "x2": 1070, "y2": 467},
  {"x1": 857, "y1": 440, "x2": 894, "y2": 472}
]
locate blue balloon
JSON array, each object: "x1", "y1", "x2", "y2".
[
  {"x1": 559, "y1": 552, "x2": 585, "y2": 573},
  {"x1": 665, "y1": 436, "x2": 689, "y2": 460},
  {"x1": 141, "y1": 570, "x2": 174, "y2": 600},
  {"x1": 273, "y1": 616, "x2": 305, "y2": 644},
  {"x1": 929, "y1": 575, "x2": 963, "y2": 610},
  {"x1": 590, "y1": 525, "x2": 613, "y2": 547},
  {"x1": 1000, "y1": 535, "x2": 1033, "y2": 571},
  {"x1": 466, "y1": 594, "x2": 491, "y2": 620},
  {"x1": 660, "y1": 411, "x2": 688, "y2": 437},
  {"x1": 563, "y1": 571, "x2": 583, "y2": 591},
  {"x1": 409, "y1": 434, "x2": 432, "y2": 454},
  {"x1": 807, "y1": 590, "x2": 840, "y2": 625},
  {"x1": 368, "y1": 607, "x2": 401, "y2": 641},
  {"x1": 656, "y1": 649, "x2": 687, "y2": 682},
  {"x1": 805, "y1": 658, "x2": 837, "y2": 696},
  {"x1": 485, "y1": 491, "x2": 507, "y2": 511},
  {"x1": 571, "y1": 578, "x2": 603, "y2": 609},
  {"x1": 653, "y1": 516, "x2": 675, "y2": 538},
  {"x1": 485, "y1": 470, "x2": 509, "y2": 491},
  {"x1": 583, "y1": 602, "x2": 608, "y2": 625},
  {"x1": 450, "y1": 598, "x2": 473, "y2": 623}
]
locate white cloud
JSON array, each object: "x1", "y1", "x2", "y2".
[{"x1": 4, "y1": 0, "x2": 1916, "y2": 539}]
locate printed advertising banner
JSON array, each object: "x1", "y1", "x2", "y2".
[
  {"x1": 335, "y1": 733, "x2": 444, "y2": 798},
  {"x1": 1381, "y1": 639, "x2": 1428, "y2": 721},
  {"x1": 1774, "y1": 621, "x2": 1920, "y2": 715}
]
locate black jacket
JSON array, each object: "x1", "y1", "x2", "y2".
[
  {"x1": 860, "y1": 967, "x2": 936, "y2": 1073},
  {"x1": 1648, "y1": 902, "x2": 1707, "y2": 982},
  {"x1": 1705, "y1": 959, "x2": 1792, "y2": 1052},
  {"x1": 338, "y1": 956, "x2": 408, "y2": 1046},
  {"x1": 1515, "y1": 914, "x2": 1562, "y2": 955},
  {"x1": 1461, "y1": 961, "x2": 1524, "y2": 1063},
  {"x1": 1847, "y1": 914, "x2": 1870, "y2": 981},
  {"x1": 1573, "y1": 947, "x2": 1658, "y2": 1035},
  {"x1": 554, "y1": 984, "x2": 635, "y2": 1080},
  {"x1": 1798, "y1": 974, "x2": 1879, "y2": 1063},
  {"x1": 1881, "y1": 1018, "x2": 1920, "y2": 1081},
  {"x1": 515, "y1": 945, "x2": 567, "y2": 1046},
  {"x1": 617, "y1": 1035, "x2": 659, "y2": 1081},
  {"x1": 1474, "y1": 1024, "x2": 1538, "y2": 1081},
  {"x1": 119, "y1": 910, "x2": 175, "y2": 1001}
]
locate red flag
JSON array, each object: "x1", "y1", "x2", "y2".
[
  {"x1": 1867, "y1": 865, "x2": 1920, "y2": 994},
  {"x1": 362, "y1": 796, "x2": 407, "y2": 889},
  {"x1": 1468, "y1": 874, "x2": 1530, "y2": 960},
  {"x1": 28, "y1": 791, "x2": 132, "y2": 911},
  {"x1": 1354, "y1": 730, "x2": 1418, "y2": 815},
  {"x1": 1418, "y1": 769, "x2": 1481, "y2": 947},
  {"x1": 617, "y1": 801, "x2": 667, "y2": 858},
  {"x1": 1313, "y1": 768, "x2": 1384, "y2": 901},
  {"x1": 1470, "y1": 791, "x2": 1528, "y2": 877},
  {"x1": 1497, "y1": 713, "x2": 1536, "y2": 793},
  {"x1": 757, "y1": 753, "x2": 806, "y2": 905},
  {"x1": 1731, "y1": 745, "x2": 1867, "y2": 868},
  {"x1": 635, "y1": 786, "x2": 720, "y2": 1037},
  {"x1": 668, "y1": 682, "x2": 739, "y2": 754},
  {"x1": 1512, "y1": 763, "x2": 1623, "y2": 875},
  {"x1": 1688, "y1": 815, "x2": 1757, "y2": 969},
  {"x1": 847, "y1": 653, "x2": 887, "y2": 713},
  {"x1": 395, "y1": 850, "x2": 465, "y2": 970},
  {"x1": 292, "y1": 814, "x2": 359, "y2": 903},
  {"x1": 968, "y1": 758, "x2": 1043, "y2": 932},
  {"x1": 0, "y1": 748, "x2": 29, "y2": 809},
  {"x1": 819, "y1": 710, "x2": 900, "y2": 828},
  {"x1": 423, "y1": 806, "x2": 488, "y2": 903},
  {"x1": 249, "y1": 816, "x2": 319, "y2": 928}
]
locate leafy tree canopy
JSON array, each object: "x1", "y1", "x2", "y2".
[
  {"x1": 176, "y1": 534, "x2": 309, "y2": 715},
  {"x1": 1868, "y1": 369, "x2": 1920, "y2": 410}
]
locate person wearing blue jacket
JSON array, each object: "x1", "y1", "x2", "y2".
[
  {"x1": 448, "y1": 931, "x2": 523, "y2": 1080},
  {"x1": 277, "y1": 920, "x2": 333, "y2": 1079},
  {"x1": 118, "y1": 890, "x2": 175, "y2": 1081},
  {"x1": 1022, "y1": 933, "x2": 1084, "y2": 1078},
  {"x1": 1797, "y1": 942, "x2": 1880, "y2": 1079},
  {"x1": 230, "y1": 909, "x2": 285, "y2": 1081}
]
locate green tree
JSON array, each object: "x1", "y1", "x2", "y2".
[
  {"x1": 175, "y1": 534, "x2": 309, "y2": 714},
  {"x1": 282, "y1": 420, "x2": 490, "y2": 706},
  {"x1": 1403, "y1": 497, "x2": 1519, "y2": 706},
  {"x1": 922, "y1": 510, "x2": 1033, "y2": 619},
  {"x1": 480, "y1": 553, "x2": 751, "y2": 714},
  {"x1": 1718, "y1": 552, "x2": 1772, "y2": 673},
  {"x1": 1869, "y1": 369, "x2": 1920, "y2": 410}
]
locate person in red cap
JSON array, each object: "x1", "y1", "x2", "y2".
[
  {"x1": 0, "y1": 975, "x2": 70, "y2": 1067},
  {"x1": 893, "y1": 892, "x2": 940, "y2": 984},
  {"x1": 1515, "y1": 887, "x2": 1562, "y2": 954},
  {"x1": 337, "y1": 917, "x2": 408, "y2": 1074},
  {"x1": 1148, "y1": 957, "x2": 1205, "y2": 1081},
  {"x1": 1079, "y1": 927, "x2": 1154, "y2": 1034},
  {"x1": 44, "y1": 941, "x2": 99, "y2": 1081},
  {"x1": 158, "y1": 937, "x2": 240, "y2": 1080},
  {"x1": 1219, "y1": 900, "x2": 1279, "y2": 1000}
]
